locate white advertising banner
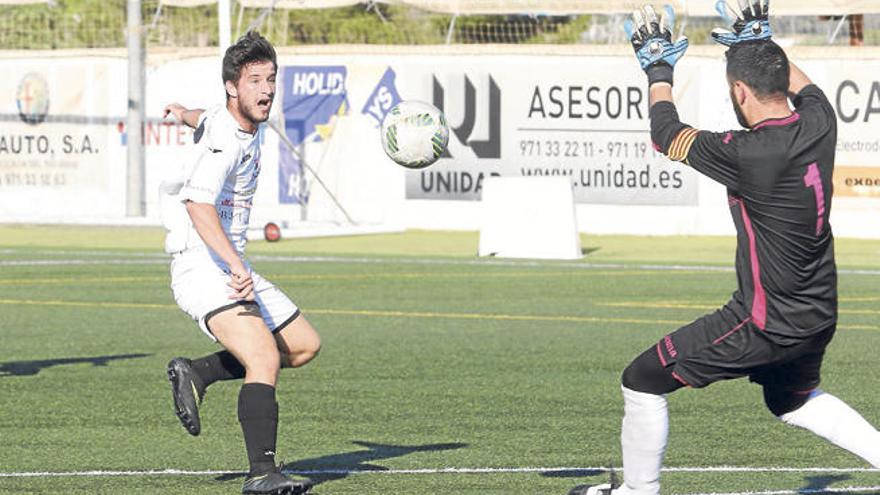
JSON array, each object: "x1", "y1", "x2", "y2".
[
  {"x1": 807, "y1": 59, "x2": 880, "y2": 238},
  {"x1": 0, "y1": 58, "x2": 127, "y2": 221},
  {"x1": 397, "y1": 56, "x2": 700, "y2": 206},
  {"x1": 820, "y1": 62, "x2": 880, "y2": 199},
  {"x1": 0, "y1": 48, "x2": 877, "y2": 239}
]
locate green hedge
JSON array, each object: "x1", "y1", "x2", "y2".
[{"x1": 0, "y1": 1, "x2": 588, "y2": 49}]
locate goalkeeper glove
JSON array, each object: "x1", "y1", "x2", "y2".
[
  {"x1": 624, "y1": 5, "x2": 689, "y2": 86},
  {"x1": 711, "y1": 0, "x2": 773, "y2": 46}
]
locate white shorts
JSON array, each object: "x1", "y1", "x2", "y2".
[{"x1": 170, "y1": 248, "x2": 300, "y2": 341}]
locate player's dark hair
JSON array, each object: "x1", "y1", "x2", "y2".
[
  {"x1": 222, "y1": 31, "x2": 277, "y2": 87},
  {"x1": 725, "y1": 41, "x2": 790, "y2": 100}
]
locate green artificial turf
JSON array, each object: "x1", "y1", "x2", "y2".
[{"x1": 0, "y1": 226, "x2": 878, "y2": 494}]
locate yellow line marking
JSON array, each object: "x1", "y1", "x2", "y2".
[
  {"x1": 600, "y1": 296, "x2": 880, "y2": 305},
  {"x1": 270, "y1": 271, "x2": 684, "y2": 280},
  {"x1": 0, "y1": 298, "x2": 683, "y2": 326},
  {"x1": 597, "y1": 301, "x2": 880, "y2": 316},
  {"x1": 598, "y1": 302, "x2": 715, "y2": 310},
  {"x1": 841, "y1": 308, "x2": 880, "y2": 315},
  {"x1": 1, "y1": 298, "x2": 874, "y2": 330},
  {"x1": 0, "y1": 269, "x2": 709, "y2": 286},
  {"x1": 0, "y1": 276, "x2": 168, "y2": 285},
  {"x1": 840, "y1": 296, "x2": 880, "y2": 302},
  {"x1": 842, "y1": 324, "x2": 880, "y2": 331},
  {"x1": 306, "y1": 308, "x2": 686, "y2": 326},
  {"x1": 0, "y1": 299, "x2": 174, "y2": 309}
]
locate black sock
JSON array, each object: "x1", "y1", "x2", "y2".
[
  {"x1": 238, "y1": 383, "x2": 279, "y2": 476},
  {"x1": 191, "y1": 350, "x2": 246, "y2": 390}
]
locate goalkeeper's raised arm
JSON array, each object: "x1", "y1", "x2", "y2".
[{"x1": 625, "y1": 2, "x2": 814, "y2": 190}]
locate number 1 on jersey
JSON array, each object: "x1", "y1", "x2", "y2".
[{"x1": 803, "y1": 162, "x2": 825, "y2": 236}]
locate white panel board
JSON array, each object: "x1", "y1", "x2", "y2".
[{"x1": 479, "y1": 176, "x2": 581, "y2": 259}]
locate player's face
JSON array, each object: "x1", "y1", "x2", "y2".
[{"x1": 231, "y1": 60, "x2": 276, "y2": 127}]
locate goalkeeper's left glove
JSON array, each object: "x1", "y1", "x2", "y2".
[
  {"x1": 711, "y1": 0, "x2": 773, "y2": 46},
  {"x1": 624, "y1": 5, "x2": 689, "y2": 86}
]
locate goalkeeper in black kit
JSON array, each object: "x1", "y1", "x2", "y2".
[{"x1": 568, "y1": 2, "x2": 880, "y2": 494}]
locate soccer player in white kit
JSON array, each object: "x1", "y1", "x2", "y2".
[{"x1": 161, "y1": 31, "x2": 319, "y2": 495}]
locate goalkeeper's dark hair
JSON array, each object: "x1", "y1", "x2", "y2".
[
  {"x1": 725, "y1": 41, "x2": 789, "y2": 100},
  {"x1": 222, "y1": 31, "x2": 277, "y2": 86}
]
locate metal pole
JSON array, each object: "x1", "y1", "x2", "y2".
[
  {"x1": 445, "y1": 14, "x2": 458, "y2": 44},
  {"x1": 267, "y1": 118, "x2": 357, "y2": 225},
  {"x1": 126, "y1": 0, "x2": 145, "y2": 217},
  {"x1": 828, "y1": 15, "x2": 848, "y2": 44},
  {"x1": 218, "y1": 0, "x2": 232, "y2": 55}
]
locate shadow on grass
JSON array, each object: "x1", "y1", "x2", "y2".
[
  {"x1": 800, "y1": 474, "x2": 851, "y2": 493},
  {"x1": 0, "y1": 353, "x2": 151, "y2": 376},
  {"x1": 216, "y1": 440, "x2": 467, "y2": 486},
  {"x1": 540, "y1": 469, "x2": 606, "y2": 479},
  {"x1": 542, "y1": 472, "x2": 855, "y2": 493}
]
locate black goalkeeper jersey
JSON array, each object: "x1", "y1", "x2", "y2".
[{"x1": 650, "y1": 85, "x2": 837, "y2": 343}]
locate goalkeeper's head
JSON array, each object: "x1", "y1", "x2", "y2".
[{"x1": 725, "y1": 41, "x2": 790, "y2": 128}]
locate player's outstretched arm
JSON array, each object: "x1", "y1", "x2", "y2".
[
  {"x1": 788, "y1": 62, "x2": 812, "y2": 97},
  {"x1": 164, "y1": 103, "x2": 205, "y2": 129}
]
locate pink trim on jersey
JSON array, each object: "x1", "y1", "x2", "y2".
[
  {"x1": 752, "y1": 112, "x2": 800, "y2": 130},
  {"x1": 656, "y1": 342, "x2": 668, "y2": 367},
  {"x1": 723, "y1": 132, "x2": 733, "y2": 144},
  {"x1": 803, "y1": 163, "x2": 826, "y2": 236},
  {"x1": 652, "y1": 141, "x2": 662, "y2": 152},
  {"x1": 671, "y1": 371, "x2": 691, "y2": 387},
  {"x1": 712, "y1": 317, "x2": 752, "y2": 345},
  {"x1": 739, "y1": 203, "x2": 767, "y2": 330}
]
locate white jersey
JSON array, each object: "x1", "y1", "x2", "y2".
[{"x1": 160, "y1": 104, "x2": 263, "y2": 254}]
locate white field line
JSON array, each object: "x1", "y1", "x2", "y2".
[
  {"x1": 0, "y1": 259, "x2": 167, "y2": 266},
  {"x1": 2, "y1": 465, "x2": 879, "y2": 478},
  {"x1": 3, "y1": 466, "x2": 880, "y2": 494},
  {"x1": 1, "y1": 250, "x2": 878, "y2": 276},
  {"x1": 0, "y1": 249, "x2": 167, "y2": 258},
  {"x1": 691, "y1": 489, "x2": 880, "y2": 495}
]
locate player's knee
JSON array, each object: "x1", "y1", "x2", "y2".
[
  {"x1": 621, "y1": 361, "x2": 642, "y2": 390},
  {"x1": 243, "y1": 348, "x2": 282, "y2": 380},
  {"x1": 622, "y1": 360, "x2": 658, "y2": 393},
  {"x1": 763, "y1": 386, "x2": 812, "y2": 417},
  {"x1": 621, "y1": 347, "x2": 683, "y2": 395},
  {"x1": 285, "y1": 336, "x2": 321, "y2": 368}
]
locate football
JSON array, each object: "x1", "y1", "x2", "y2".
[{"x1": 380, "y1": 100, "x2": 449, "y2": 169}]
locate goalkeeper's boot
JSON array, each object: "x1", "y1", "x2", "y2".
[
  {"x1": 567, "y1": 469, "x2": 621, "y2": 495},
  {"x1": 166, "y1": 357, "x2": 204, "y2": 436},
  {"x1": 241, "y1": 470, "x2": 313, "y2": 495}
]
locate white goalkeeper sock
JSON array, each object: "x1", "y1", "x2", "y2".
[
  {"x1": 617, "y1": 386, "x2": 668, "y2": 495},
  {"x1": 780, "y1": 390, "x2": 880, "y2": 467}
]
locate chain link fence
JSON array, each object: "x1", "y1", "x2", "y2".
[{"x1": 0, "y1": 1, "x2": 877, "y2": 49}]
